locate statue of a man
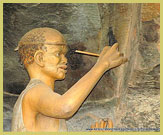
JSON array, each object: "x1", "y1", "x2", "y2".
[{"x1": 11, "y1": 27, "x2": 127, "y2": 132}]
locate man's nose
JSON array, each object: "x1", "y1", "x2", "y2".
[{"x1": 62, "y1": 55, "x2": 67, "y2": 64}]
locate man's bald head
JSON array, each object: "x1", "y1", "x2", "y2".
[{"x1": 16, "y1": 27, "x2": 66, "y2": 66}]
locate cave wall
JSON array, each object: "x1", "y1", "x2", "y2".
[
  {"x1": 3, "y1": 3, "x2": 160, "y2": 131},
  {"x1": 3, "y1": 3, "x2": 115, "y2": 100}
]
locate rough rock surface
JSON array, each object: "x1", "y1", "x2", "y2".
[{"x1": 3, "y1": 3, "x2": 160, "y2": 132}]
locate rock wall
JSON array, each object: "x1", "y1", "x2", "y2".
[
  {"x1": 3, "y1": 3, "x2": 115, "y2": 100},
  {"x1": 121, "y1": 3, "x2": 160, "y2": 129},
  {"x1": 3, "y1": 3, "x2": 160, "y2": 131}
]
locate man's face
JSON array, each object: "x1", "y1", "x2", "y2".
[{"x1": 42, "y1": 44, "x2": 68, "y2": 80}]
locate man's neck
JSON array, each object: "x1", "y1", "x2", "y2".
[
  {"x1": 27, "y1": 65, "x2": 55, "y2": 91},
  {"x1": 31, "y1": 77, "x2": 55, "y2": 91}
]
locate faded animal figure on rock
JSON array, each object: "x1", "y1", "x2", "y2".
[{"x1": 11, "y1": 27, "x2": 127, "y2": 132}]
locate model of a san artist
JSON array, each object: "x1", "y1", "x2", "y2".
[{"x1": 11, "y1": 27, "x2": 127, "y2": 132}]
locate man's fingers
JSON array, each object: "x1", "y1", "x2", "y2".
[
  {"x1": 122, "y1": 57, "x2": 128, "y2": 63},
  {"x1": 111, "y1": 58, "x2": 123, "y2": 67},
  {"x1": 110, "y1": 43, "x2": 119, "y2": 51},
  {"x1": 119, "y1": 53, "x2": 124, "y2": 57},
  {"x1": 112, "y1": 52, "x2": 124, "y2": 60},
  {"x1": 100, "y1": 46, "x2": 110, "y2": 56},
  {"x1": 112, "y1": 57, "x2": 128, "y2": 67}
]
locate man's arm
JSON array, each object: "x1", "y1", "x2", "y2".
[
  {"x1": 24, "y1": 62, "x2": 105, "y2": 119},
  {"x1": 60, "y1": 43, "x2": 127, "y2": 117},
  {"x1": 26, "y1": 43, "x2": 127, "y2": 119}
]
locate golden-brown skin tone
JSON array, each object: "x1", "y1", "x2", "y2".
[{"x1": 21, "y1": 29, "x2": 127, "y2": 131}]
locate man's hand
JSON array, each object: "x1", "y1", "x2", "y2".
[{"x1": 96, "y1": 43, "x2": 128, "y2": 72}]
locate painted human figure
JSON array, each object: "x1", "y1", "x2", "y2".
[{"x1": 11, "y1": 27, "x2": 127, "y2": 131}]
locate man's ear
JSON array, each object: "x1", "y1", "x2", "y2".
[{"x1": 34, "y1": 50, "x2": 44, "y2": 67}]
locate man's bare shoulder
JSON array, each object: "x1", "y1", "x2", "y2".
[
  {"x1": 25, "y1": 83, "x2": 50, "y2": 96},
  {"x1": 23, "y1": 83, "x2": 61, "y2": 107}
]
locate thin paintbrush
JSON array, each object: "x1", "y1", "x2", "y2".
[{"x1": 74, "y1": 50, "x2": 100, "y2": 57}]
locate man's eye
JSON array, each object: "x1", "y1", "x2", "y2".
[{"x1": 55, "y1": 52, "x2": 61, "y2": 57}]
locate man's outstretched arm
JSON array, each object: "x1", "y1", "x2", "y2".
[
  {"x1": 60, "y1": 43, "x2": 127, "y2": 117},
  {"x1": 28, "y1": 43, "x2": 127, "y2": 119}
]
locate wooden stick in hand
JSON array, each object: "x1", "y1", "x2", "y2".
[{"x1": 75, "y1": 50, "x2": 100, "y2": 57}]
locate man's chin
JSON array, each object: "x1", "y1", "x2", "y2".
[
  {"x1": 56, "y1": 74, "x2": 66, "y2": 80},
  {"x1": 57, "y1": 77, "x2": 65, "y2": 81}
]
